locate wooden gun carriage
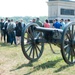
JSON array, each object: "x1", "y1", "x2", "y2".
[{"x1": 21, "y1": 22, "x2": 75, "y2": 64}]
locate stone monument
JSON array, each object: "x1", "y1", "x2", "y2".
[{"x1": 47, "y1": 0, "x2": 75, "y2": 23}]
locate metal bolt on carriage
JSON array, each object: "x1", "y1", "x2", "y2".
[{"x1": 21, "y1": 22, "x2": 75, "y2": 64}]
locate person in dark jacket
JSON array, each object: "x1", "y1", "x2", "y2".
[
  {"x1": 0, "y1": 19, "x2": 4, "y2": 42},
  {"x1": 4, "y1": 17, "x2": 8, "y2": 42},
  {"x1": 15, "y1": 22, "x2": 22, "y2": 45}
]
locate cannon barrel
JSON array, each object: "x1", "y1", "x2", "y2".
[
  {"x1": 35, "y1": 26, "x2": 63, "y2": 32},
  {"x1": 21, "y1": 22, "x2": 75, "y2": 64}
]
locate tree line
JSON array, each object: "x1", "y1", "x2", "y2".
[{"x1": 0, "y1": 16, "x2": 48, "y2": 24}]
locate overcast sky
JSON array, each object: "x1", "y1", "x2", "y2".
[
  {"x1": 0, "y1": 0, "x2": 48, "y2": 17},
  {"x1": 0, "y1": 0, "x2": 74, "y2": 17}
]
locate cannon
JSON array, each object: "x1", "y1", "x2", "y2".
[{"x1": 21, "y1": 22, "x2": 75, "y2": 64}]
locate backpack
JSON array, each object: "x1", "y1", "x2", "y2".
[{"x1": 7, "y1": 24, "x2": 14, "y2": 33}]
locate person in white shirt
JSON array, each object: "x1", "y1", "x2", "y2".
[
  {"x1": 20, "y1": 19, "x2": 25, "y2": 31},
  {"x1": 60, "y1": 19, "x2": 65, "y2": 30},
  {"x1": 4, "y1": 17, "x2": 8, "y2": 43}
]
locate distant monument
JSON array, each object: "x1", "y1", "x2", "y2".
[{"x1": 47, "y1": 0, "x2": 75, "y2": 24}]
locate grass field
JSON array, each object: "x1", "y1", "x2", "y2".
[{"x1": 0, "y1": 42, "x2": 75, "y2": 75}]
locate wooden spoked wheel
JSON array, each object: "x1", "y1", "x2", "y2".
[
  {"x1": 21, "y1": 23, "x2": 44, "y2": 61},
  {"x1": 61, "y1": 22, "x2": 75, "y2": 64}
]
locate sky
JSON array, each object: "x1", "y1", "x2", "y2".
[
  {"x1": 0, "y1": 0, "x2": 74, "y2": 17},
  {"x1": 0, "y1": 0, "x2": 48, "y2": 17}
]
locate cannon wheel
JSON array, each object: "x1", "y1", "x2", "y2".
[
  {"x1": 21, "y1": 23, "x2": 44, "y2": 61},
  {"x1": 61, "y1": 22, "x2": 75, "y2": 64}
]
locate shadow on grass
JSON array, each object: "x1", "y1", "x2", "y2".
[
  {"x1": 23, "y1": 58, "x2": 62, "y2": 75},
  {"x1": 54, "y1": 64, "x2": 74, "y2": 73},
  {"x1": 33, "y1": 58, "x2": 62, "y2": 70},
  {"x1": 24, "y1": 59, "x2": 74, "y2": 75},
  {"x1": 0, "y1": 42, "x2": 18, "y2": 48},
  {"x1": 10, "y1": 60, "x2": 36, "y2": 71},
  {"x1": 0, "y1": 42, "x2": 9, "y2": 46},
  {"x1": 11, "y1": 58, "x2": 64, "y2": 75}
]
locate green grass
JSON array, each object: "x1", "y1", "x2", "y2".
[{"x1": 0, "y1": 42, "x2": 75, "y2": 75}]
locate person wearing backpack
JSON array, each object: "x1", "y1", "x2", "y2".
[
  {"x1": 7, "y1": 19, "x2": 16, "y2": 45},
  {"x1": 7, "y1": 19, "x2": 12, "y2": 43},
  {"x1": 7, "y1": 20, "x2": 14, "y2": 33}
]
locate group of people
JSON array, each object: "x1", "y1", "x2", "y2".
[
  {"x1": 43, "y1": 18, "x2": 71, "y2": 30},
  {"x1": 0, "y1": 17, "x2": 71, "y2": 45},
  {"x1": 31, "y1": 18, "x2": 71, "y2": 30},
  {"x1": 53, "y1": 19, "x2": 71, "y2": 30},
  {"x1": 0, "y1": 17, "x2": 25, "y2": 45}
]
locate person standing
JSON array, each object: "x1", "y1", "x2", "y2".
[
  {"x1": 20, "y1": 19, "x2": 25, "y2": 31},
  {"x1": 60, "y1": 19, "x2": 65, "y2": 30},
  {"x1": 66, "y1": 19, "x2": 71, "y2": 25},
  {"x1": 0, "y1": 19, "x2": 4, "y2": 42},
  {"x1": 43, "y1": 19, "x2": 50, "y2": 40},
  {"x1": 7, "y1": 20, "x2": 12, "y2": 43},
  {"x1": 32, "y1": 18, "x2": 36, "y2": 23},
  {"x1": 15, "y1": 22, "x2": 22, "y2": 45},
  {"x1": 44, "y1": 19, "x2": 50, "y2": 28},
  {"x1": 3, "y1": 17, "x2": 8, "y2": 43},
  {"x1": 53, "y1": 19, "x2": 62, "y2": 29},
  {"x1": 9, "y1": 19, "x2": 16, "y2": 45},
  {"x1": 36, "y1": 18, "x2": 43, "y2": 27}
]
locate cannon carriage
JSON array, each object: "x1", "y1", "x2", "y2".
[{"x1": 21, "y1": 22, "x2": 75, "y2": 64}]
